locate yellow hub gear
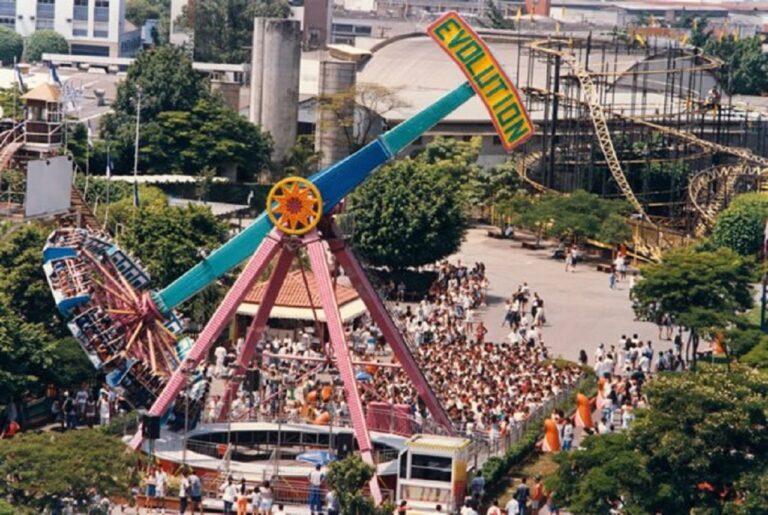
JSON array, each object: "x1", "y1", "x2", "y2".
[{"x1": 266, "y1": 177, "x2": 323, "y2": 235}]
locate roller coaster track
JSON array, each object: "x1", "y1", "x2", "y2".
[{"x1": 524, "y1": 40, "x2": 768, "y2": 236}]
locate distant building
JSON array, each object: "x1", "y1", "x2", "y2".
[
  {"x1": 0, "y1": 0, "x2": 141, "y2": 58},
  {"x1": 170, "y1": 0, "x2": 191, "y2": 48},
  {"x1": 303, "y1": 0, "x2": 332, "y2": 50}
]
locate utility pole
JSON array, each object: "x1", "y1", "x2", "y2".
[{"x1": 133, "y1": 86, "x2": 142, "y2": 208}]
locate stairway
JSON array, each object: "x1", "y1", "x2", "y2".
[{"x1": 70, "y1": 187, "x2": 101, "y2": 230}]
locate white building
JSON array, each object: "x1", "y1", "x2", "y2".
[{"x1": 0, "y1": 0, "x2": 141, "y2": 58}]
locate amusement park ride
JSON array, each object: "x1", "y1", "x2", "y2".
[
  {"x1": 41, "y1": 12, "x2": 533, "y2": 504},
  {"x1": 36, "y1": 8, "x2": 768, "y2": 508}
]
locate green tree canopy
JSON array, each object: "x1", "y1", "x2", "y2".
[
  {"x1": 179, "y1": 0, "x2": 291, "y2": 63},
  {"x1": 349, "y1": 151, "x2": 467, "y2": 269},
  {"x1": 25, "y1": 30, "x2": 69, "y2": 63},
  {"x1": 126, "y1": 0, "x2": 165, "y2": 27},
  {"x1": 0, "y1": 224, "x2": 64, "y2": 334},
  {"x1": 631, "y1": 247, "x2": 754, "y2": 367},
  {"x1": 0, "y1": 295, "x2": 54, "y2": 403},
  {"x1": 547, "y1": 367, "x2": 768, "y2": 514},
  {"x1": 326, "y1": 456, "x2": 392, "y2": 515},
  {"x1": 0, "y1": 429, "x2": 140, "y2": 511},
  {"x1": 110, "y1": 46, "x2": 207, "y2": 120},
  {"x1": 0, "y1": 27, "x2": 22, "y2": 66},
  {"x1": 281, "y1": 134, "x2": 322, "y2": 178},
  {"x1": 704, "y1": 35, "x2": 768, "y2": 95},
  {"x1": 711, "y1": 192, "x2": 768, "y2": 256}
]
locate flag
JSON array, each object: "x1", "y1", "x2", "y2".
[
  {"x1": 515, "y1": 6, "x2": 522, "y2": 23},
  {"x1": 13, "y1": 63, "x2": 25, "y2": 92},
  {"x1": 48, "y1": 62, "x2": 62, "y2": 87},
  {"x1": 105, "y1": 150, "x2": 112, "y2": 179},
  {"x1": 634, "y1": 33, "x2": 646, "y2": 47},
  {"x1": 87, "y1": 120, "x2": 94, "y2": 149},
  {"x1": 763, "y1": 219, "x2": 768, "y2": 257}
]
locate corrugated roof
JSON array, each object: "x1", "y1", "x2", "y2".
[
  {"x1": 21, "y1": 83, "x2": 61, "y2": 103},
  {"x1": 244, "y1": 270, "x2": 360, "y2": 308}
]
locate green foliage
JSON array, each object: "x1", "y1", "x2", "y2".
[
  {"x1": 25, "y1": 30, "x2": 69, "y2": 63},
  {"x1": 0, "y1": 429, "x2": 140, "y2": 510},
  {"x1": 325, "y1": 456, "x2": 392, "y2": 515},
  {"x1": 41, "y1": 337, "x2": 98, "y2": 387},
  {"x1": 281, "y1": 134, "x2": 322, "y2": 178},
  {"x1": 632, "y1": 247, "x2": 754, "y2": 333},
  {"x1": 511, "y1": 190, "x2": 630, "y2": 243},
  {"x1": 126, "y1": 0, "x2": 164, "y2": 27},
  {"x1": 0, "y1": 87, "x2": 23, "y2": 120},
  {"x1": 102, "y1": 46, "x2": 271, "y2": 178},
  {"x1": 0, "y1": 224, "x2": 64, "y2": 334},
  {"x1": 0, "y1": 296, "x2": 54, "y2": 402},
  {"x1": 482, "y1": 0, "x2": 515, "y2": 29},
  {"x1": 741, "y1": 340, "x2": 768, "y2": 369},
  {"x1": 712, "y1": 193, "x2": 768, "y2": 256},
  {"x1": 0, "y1": 26, "x2": 22, "y2": 66},
  {"x1": 111, "y1": 46, "x2": 207, "y2": 120},
  {"x1": 179, "y1": 0, "x2": 291, "y2": 63},
  {"x1": 349, "y1": 149, "x2": 468, "y2": 269},
  {"x1": 140, "y1": 97, "x2": 273, "y2": 179},
  {"x1": 596, "y1": 212, "x2": 632, "y2": 247},
  {"x1": 547, "y1": 367, "x2": 768, "y2": 514},
  {"x1": 120, "y1": 203, "x2": 228, "y2": 287},
  {"x1": 704, "y1": 35, "x2": 768, "y2": 95}
]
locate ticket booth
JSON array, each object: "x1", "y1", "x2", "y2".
[{"x1": 397, "y1": 434, "x2": 471, "y2": 514}]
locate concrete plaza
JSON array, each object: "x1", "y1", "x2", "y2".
[{"x1": 454, "y1": 226, "x2": 668, "y2": 363}]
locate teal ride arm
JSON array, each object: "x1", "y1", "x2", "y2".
[{"x1": 153, "y1": 82, "x2": 476, "y2": 314}]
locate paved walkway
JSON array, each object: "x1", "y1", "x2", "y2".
[{"x1": 455, "y1": 226, "x2": 668, "y2": 362}]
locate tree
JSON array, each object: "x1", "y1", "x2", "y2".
[
  {"x1": 597, "y1": 212, "x2": 632, "y2": 249},
  {"x1": 704, "y1": 35, "x2": 768, "y2": 95},
  {"x1": 126, "y1": 0, "x2": 163, "y2": 27},
  {"x1": 0, "y1": 429, "x2": 140, "y2": 511},
  {"x1": 711, "y1": 193, "x2": 768, "y2": 256},
  {"x1": 25, "y1": 30, "x2": 69, "y2": 63},
  {"x1": 140, "y1": 96, "x2": 273, "y2": 179},
  {"x1": 178, "y1": 0, "x2": 292, "y2": 63},
  {"x1": 110, "y1": 46, "x2": 207, "y2": 120},
  {"x1": 281, "y1": 134, "x2": 322, "y2": 178},
  {"x1": 547, "y1": 367, "x2": 768, "y2": 514},
  {"x1": 483, "y1": 0, "x2": 515, "y2": 30},
  {"x1": 0, "y1": 295, "x2": 54, "y2": 404},
  {"x1": 0, "y1": 27, "x2": 22, "y2": 66},
  {"x1": 349, "y1": 156, "x2": 467, "y2": 269},
  {"x1": 0, "y1": 224, "x2": 65, "y2": 335},
  {"x1": 631, "y1": 247, "x2": 754, "y2": 369},
  {"x1": 0, "y1": 87, "x2": 24, "y2": 120},
  {"x1": 317, "y1": 83, "x2": 408, "y2": 153},
  {"x1": 326, "y1": 456, "x2": 392, "y2": 515}
]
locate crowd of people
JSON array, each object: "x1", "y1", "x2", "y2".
[{"x1": 367, "y1": 261, "x2": 583, "y2": 438}]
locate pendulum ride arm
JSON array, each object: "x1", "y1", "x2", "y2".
[
  {"x1": 305, "y1": 233, "x2": 383, "y2": 504},
  {"x1": 152, "y1": 82, "x2": 477, "y2": 315},
  {"x1": 327, "y1": 226, "x2": 455, "y2": 434}
]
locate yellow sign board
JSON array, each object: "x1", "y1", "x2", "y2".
[{"x1": 427, "y1": 12, "x2": 534, "y2": 151}]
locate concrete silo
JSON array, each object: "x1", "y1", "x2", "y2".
[
  {"x1": 250, "y1": 18, "x2": 301, "y2": 161},
  {"x1": 315, "y1": 59, "x2": 357, "y2": 169}
]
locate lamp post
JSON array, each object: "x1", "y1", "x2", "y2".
[{"x1": 132, "y1": 86, "x2": 142, "y2": 208}]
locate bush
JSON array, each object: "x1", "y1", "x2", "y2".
[
  {"x1": 711, "y1": 193, "x2": 768, "y2": 256},
  {"x1": 26, "y1": 30, "x2": 69, "y2": 62},
  {"x1": 0, "y1": 27, "x2": 22, "y2": 67}
]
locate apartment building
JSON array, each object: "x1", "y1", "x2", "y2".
[{"x1": 0, "y1": 0, "x2": 141, "y2": 58}]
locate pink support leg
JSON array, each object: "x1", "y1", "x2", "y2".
[
  {"x1": 218, "y1": 247, "x2": 294, "y2": 421},
  {"x1": 128, "y1": 231, "x2": 284, "y2": 450},
  {"x1": 305, "y1": 234, "x2": 383, "y2": 505},
  {"x1": 328, "y1": 230, "x2": 455, "y2": 434}
]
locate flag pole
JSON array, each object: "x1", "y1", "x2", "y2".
[{"x1": 103, "y1": 145, "x2": 111, "y2": 232}]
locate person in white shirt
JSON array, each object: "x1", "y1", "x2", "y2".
[
  {"x1": 178, "y1": 471, "x2": 190, "y2": 514},
  {"x1": 214, "y1": 345, "x2": 228, "y2": 377},
  {"x1": 155, "y1": 468, "x2": 168, "y2": 514},
  {"x1": 505, "y1": 496, "x2": 520, "y2": 515},
  {"x1": 98, "y1": 393, "x2": 111, "y2": 426},
  {"x1": 220, "y1": 476, "x2": 237, "y2": 515},
  {"x1": 308, "y1": 464, "x2": 325, "y2": 514}
]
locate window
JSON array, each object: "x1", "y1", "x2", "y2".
[
  {"x1": 95, "y1": 0, "x2": 109, "y2": 6},
  {"x1": 71, "y1": 43, "x2": 110, "y2": 57},
  {"x1": 74, "y1": 0, "x2": 89, "y2": 20},
  {"x1": 410, "y1": 454, "x2": 452, "y2": 482},
  {"x1": 75, "y1": 0, "x2": 88, "y2": 4},
  {"x1": 37, "y1": 0, "x2": 55, "y2": 19},
  {"x1": 36, "y1": 19, "x2": 55, "y2": 29},
  {"x1": 354, "y1": 25, "x2": 372, "y2": 35},
  {"x1": 73, "y1": 28, "x2": 87, "y2": 36},
  {"x1": 0, "y1": 1, "x2": 15, "y2": 18},
  {"x1": 94, "y1": 29, "x2": 108, "y2": 38},
  {"x1": 0, "y1": 16, "x2": 13, "y2": 29}
]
